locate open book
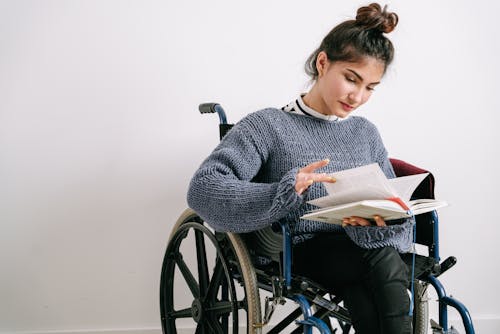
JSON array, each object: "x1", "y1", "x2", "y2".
[{"x1": 301, "y1": 163, "x2": 448, "y2": 224}]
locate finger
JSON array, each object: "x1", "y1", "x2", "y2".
[
  {"x1": 342, "y1": 218, "x2": 355, "y2": 226},
  {"x1": 297, "y1": 176, "x2": 319, "y2": 191},
  {"x1": 347, "y1": 218, "x2": 360, "y2": 226},
  {"x1": 300, "y1": 172, "x2": 336, "y2": 184},
  {"x1": 373, "y1": 215, "x2": 386, "y2": 227},
  {"x1": 350, "y1": 216, "x2": 371, "y2": 226},
  {"x1": 313, "y1": 173, "x2": 336, "y2": 183},
  {"x1": 300, "y1": 158, "x2": 330, "y2": 173},
  {"x1": 296, "y1": 185, "x2": 307, "y2": 195}
]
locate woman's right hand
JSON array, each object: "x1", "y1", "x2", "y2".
[
  {"x1": 295, "y1": 159, "x2": 336, "y2": 195},
  {"x1": 342, "y1": 215, "x2": 387, "y2": 227}
]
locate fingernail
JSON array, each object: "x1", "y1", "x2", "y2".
[
  {"x1": 307, "y1": 180, "x2": 314, "y2": 185},
  {"x1": 330, "y1": 177, "x2": 336, "y2": 182},
  {"x1": 323, "y1": 158, "x2": 330, "y2": 163}
]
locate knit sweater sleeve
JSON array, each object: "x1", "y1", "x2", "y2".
[{"x1": 187, "y1": 114, "x2": 304, "y2": 233}]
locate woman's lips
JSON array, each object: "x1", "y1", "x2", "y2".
[{"x1": 340, "y1": 102, "x2": 354, "y2": 112}]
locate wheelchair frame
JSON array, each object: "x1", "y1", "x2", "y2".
[{"x1": 159, "y1": 103, "x2": 475, "y2": 334}]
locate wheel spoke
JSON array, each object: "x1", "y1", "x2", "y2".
[
  {"x1": 222, "y1": 312, "x2": 229, "y2": 334},
  {"x1": 206, "y1": 300, "x2": 234, "y2": 316},
  {"x1": 195, "y1": 323, "x2": 203, "y2": 334},
  {"x1": 195, "y1": 229, "x2": 210, "y2": 296},
  {"x1": 198, "y1": 301, "x2": 235, "y2": 333},
  {"x1": 175, "y1": 254, "x2": 200, "y2": 298},
  {"x1": 206, "y1": 315, "x2": 225, "y2": 333},
  {"x1": 206, "y1": 258, "x2": 224, "y2": 301},
  {"x1": 168, "y1": 306, "x2": 193, "y2": 319}
]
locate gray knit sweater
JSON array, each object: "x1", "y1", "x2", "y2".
[{"x1": 187, "y1": 108, "x2": 414, "y2": 253}]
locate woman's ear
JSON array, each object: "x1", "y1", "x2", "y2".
[{"x1": 316, "y1": 51, "x2": 329, "y2": 77}]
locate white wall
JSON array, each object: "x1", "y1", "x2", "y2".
[{"x1": 1, "y1": 0, "x2": 499, "y2": 333}]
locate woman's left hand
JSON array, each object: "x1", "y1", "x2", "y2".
[
  {"x1": 295, "y1": 159, "x2": 336, "y2": 195},
  {"x1": 342, "y1": 215, "x2": 386, "y2": 227}
]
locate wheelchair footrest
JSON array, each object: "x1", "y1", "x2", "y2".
[{"x1": 435, "y1": 256, "x2": 457, "y2": 277}]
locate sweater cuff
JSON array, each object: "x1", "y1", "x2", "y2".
[
  {"x1": 343, "y1": 218, "x2": 415, "y2": 253},
  {"x1": 271, "y1": 167, "x2": 304, "y2": 216}
]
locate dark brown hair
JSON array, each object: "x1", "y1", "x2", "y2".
[{"x1": 305, "y1": 3, "x2": 399, "y2": 79}]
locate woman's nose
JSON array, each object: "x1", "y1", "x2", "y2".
[{"x1": 348, "y1": 89, "x2": 364, "y2": 105}]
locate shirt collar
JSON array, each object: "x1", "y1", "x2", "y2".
[{"x1": 282, "y1": 94, "x2": 347, "y2": 122}]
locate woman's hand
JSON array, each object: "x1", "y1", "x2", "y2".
[
  {"x1": 295, "y1": 159, "x2": 336, "y2": 195},
  {"x1": 342, "y1": 215, "x2": 387, "y2": 227}
]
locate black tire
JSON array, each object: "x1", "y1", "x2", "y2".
[{"x1": 160, "y1": 209, "x2": 262, "y2": 334}]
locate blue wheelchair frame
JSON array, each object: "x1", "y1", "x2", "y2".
[
  {"x1": 424, "y1": 211, "x2": 475, "y2": 334},
  {"x1": 194, "y1": 103, "x2": 475, "y2": 334}
]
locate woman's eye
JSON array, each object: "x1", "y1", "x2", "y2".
[
  {"x1": 346, "y1": 76, "x2": 356, "y2": 83},
  {"x1": 367, "y1": 86, "x2": 376, "y2": 91}
]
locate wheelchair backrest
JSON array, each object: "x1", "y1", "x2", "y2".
[{"x1": 390, "y1": 158, "x2": 437, "y2": 254}]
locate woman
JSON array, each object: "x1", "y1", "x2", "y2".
[{"x1": 188, "y1": 3, "x2": 412, "y2": 333}]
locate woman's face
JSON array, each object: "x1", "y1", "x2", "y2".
[{"x1": 308, "y1": 52, "x2": 385, "y2": 118}]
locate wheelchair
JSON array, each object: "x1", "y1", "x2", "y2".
[{"x1": 159, "y1": 103, "x2": 476, "y2": 334}]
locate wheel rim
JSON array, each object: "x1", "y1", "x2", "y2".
[{"x1": 160, "y1": 218, "x2": 245, "y2": 334}]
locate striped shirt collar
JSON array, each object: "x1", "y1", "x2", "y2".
[{"x1": 282, "y1": 94, "x2": 347, "y2": 122}]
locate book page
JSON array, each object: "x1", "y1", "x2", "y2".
[
  {"x1": 388, "y1": 173, "x2": 429, "y2": 202},
  {"x1": 313, "y1": 163, "x2": 397, "y2": 207},
  {"x1": 408, "y1": 198, "x2": 448, "y2": 215},
  {"x1": 308, "y1": 186, "x2": 392, "y2": 208},
  {"x1": 302, "y1": 199, "x2": 411, "y2": 223}
]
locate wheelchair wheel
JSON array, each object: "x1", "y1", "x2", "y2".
[
  {"x1": 412, "y1": 280, "x2": 429, "y2": 334},
  {"x1": 160, "y1": 209, "x2": 262, "y2": 334}
]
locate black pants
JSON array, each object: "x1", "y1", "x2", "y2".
[{"x1": 293, "y1": 233, "x2": 412, "y2": 334}]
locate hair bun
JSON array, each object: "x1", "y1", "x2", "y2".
[{"x1": 355, "y1": 3, "x2": 398, "y2": 34}]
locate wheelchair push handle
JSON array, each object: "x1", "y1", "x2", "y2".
[{"x1": 198, "y1": 103, "x2": 227, "y2": 125}]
